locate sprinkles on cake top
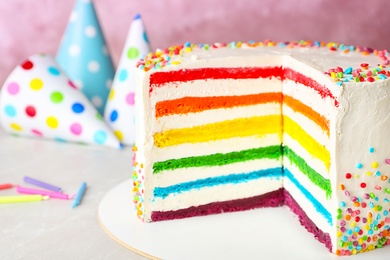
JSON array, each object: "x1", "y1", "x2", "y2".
[{"x1": 137, "y1": 40, "x2": 390, "y2": 75}]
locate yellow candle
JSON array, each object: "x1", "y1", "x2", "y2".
[{"x1": 0, "y1": 195, "x2": 49, "y2": 204}]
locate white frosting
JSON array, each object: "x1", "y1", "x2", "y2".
[
  {"x1": 282, "y1": 79, "x2": 331, "y2": 118},
  {"x1": 134, "y1": 42, "x2": 390, "y2": 254},
  {"x1": 333, "y1": 82, "x2": 390, "y2": 253}
]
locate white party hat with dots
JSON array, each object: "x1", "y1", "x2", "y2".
[
  {"x1": 56, "y1": 0, "x2": 114, "y2": 115},
  {"x1": 104, "y1": 13, "x2": 151, "y2": 145},
  {"x1": 0, "y1": 54, "x2": 121, "y2": 149}
]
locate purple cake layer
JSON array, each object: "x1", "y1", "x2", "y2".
[
  {"x1": 151, "y1": 188, "x2": 332, "y2": 252},
  {"x1": 283, "y1": 189, "x2": 332, "y2": 252},
  {"x1": 151, "y1": 188, "x2": 285, "y2": 221}
]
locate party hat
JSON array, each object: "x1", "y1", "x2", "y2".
[
  {"x1": 56, "y1": 0, "x2": 115, "y2": 115},
  {"x1": 104, "y1": 13, "x2": 151, "y2": 145},
  {"x1": 0, "y1": 54, "x2": 121, "y2": 149}
]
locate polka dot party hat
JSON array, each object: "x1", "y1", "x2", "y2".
[
  {"x1": 104, "y1": 14, "x2": 151, "y2": 145},
  {"x1": 56, "y1": 0, "x2": 115, "y2": 115},
  {"x1": 0, "y1": 54, "x2": 121, "y2": 149}
]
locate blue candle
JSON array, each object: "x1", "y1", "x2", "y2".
[{"x1": 72, "y1": 182, "x2": 87, "y2": 208}]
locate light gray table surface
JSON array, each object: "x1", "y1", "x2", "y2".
[
  {"x1": 0, "y1": 128, "x2": 146, "y2": 260},
  {"x1": 3, "y1": 127, "x2": 390, "y2": 260}
]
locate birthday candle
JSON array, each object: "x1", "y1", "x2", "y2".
[
  {"x1": 23, "y1": 176, "x2": 62, "y2": 192},
  {"x1": 0, "y1": 183, "x2": 13, "y2": 190},
  {"x1": 16, "y1": 186, "x2": 70, "y2": 200},
  {"x1": 72, "y1": 182, "x2": 87, "y2": 208},
  {"x1": 0, "y1": 195, "x2": 49, "y2": 204}
]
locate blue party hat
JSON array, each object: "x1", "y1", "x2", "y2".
[
  {"x1": 104, "y1": 13, "x2": 151, "y2": 145},
  {"x1": 56, "y1": 0, "x2": 115, "y2": 115}
]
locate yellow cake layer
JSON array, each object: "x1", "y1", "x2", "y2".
[{"x1": 153, "y1": 115, "x2": 330, "y2": 169}]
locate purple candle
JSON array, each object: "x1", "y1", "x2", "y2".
[{"x1": 23, "y1": 176, "x2": 62, "y2": 192}]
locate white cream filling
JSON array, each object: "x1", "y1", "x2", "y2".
[
  {"x1": 283, "y1": 177, "x2": 333, "y2": 236},
  {"x1": 282, "y1": 55, "x2": 341, "y2": 99},
  {"x1": 283, "y1": 79, "x2": 334, "y2": 118},
  {"x1": 150, "y1": 177, "x2": 283, "y2": 212},
  {"x1": 154, "y1": 103, "x2": 280, "y2": 132},
  {"x1": 283, "y1": 105, "x2": 329, "y2": 150},
  {"x1": 283, "y1": 134, "x2": 329, "y2": 179},
  {"x1": 152, "y1": 158, "x2": 281, "y2": 188},
  {"x1": 284, "y1": 157, "x2": 331, "y2": 207},
  {"x1": 153, "y1": 134, "x2": 281, "y2": 162},
  {"x1": 151, "y1": 77, "x2": 282, "y2": 103}
]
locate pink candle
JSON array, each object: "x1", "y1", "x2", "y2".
[{"x1": 16, "y1": 185, "x2": 70, "y2": 200}]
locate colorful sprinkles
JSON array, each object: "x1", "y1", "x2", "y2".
[
  {"x1": 336, "y1": 147, "x2": 390, "y2": 255},
  {"x1": 327, "y1": 63, "x2": 390, "y2": 86},
  {"x1": 132, "y1": 146, "x2": 145, "y2": 220},
  {"x1": 136, "y1": 40, "x2": 390, "y2": 84}
]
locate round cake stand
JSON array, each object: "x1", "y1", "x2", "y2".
[{"x1": 98, "y1": 180, "x2": 390, "y2": 260}]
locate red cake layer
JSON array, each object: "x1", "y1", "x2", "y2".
[
  {"x1": 149, "y1": 67, "x2": 284, "y2": 86},
  {"x1": 284, "y1": 68, "x2": 338, "y2": 106},
  {"x1": 148, "y1": 67, "x2": 338, "y2": 106},
  {"x1": 151, "y1": 188, "x2": 332, "y2": 252}
]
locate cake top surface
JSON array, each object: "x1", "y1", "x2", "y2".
[{"x1": 137, "y1": 40, "x2": 390, "y2": 86}]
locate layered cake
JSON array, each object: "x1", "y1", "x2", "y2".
[{"x1": 132, "y1": 40, "x2": 390, "y2": 256}]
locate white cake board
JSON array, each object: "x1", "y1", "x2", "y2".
[{"x1": 98, "y1": 180, "x2": 390, "y2": 260}]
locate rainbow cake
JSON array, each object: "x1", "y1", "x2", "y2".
[{"x1": 132, "y1": 40, "x2": 390, "y2": 256}]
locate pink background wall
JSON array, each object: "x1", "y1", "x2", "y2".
[{"x1": 1, "y1": 0, "x2": 390, "y2": 86}]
